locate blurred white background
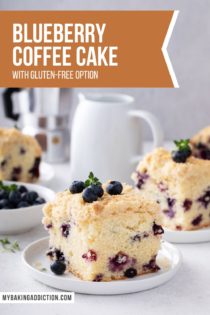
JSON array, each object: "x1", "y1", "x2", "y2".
[{"x1": 0, "y1": 0, "x2": 210, "y2": 140}]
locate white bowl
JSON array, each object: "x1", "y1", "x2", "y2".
[{"x1": 0, "y1": 181, "x2": 55, "y2": 235}]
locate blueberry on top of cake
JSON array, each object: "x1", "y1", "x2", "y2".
[
  {"x1": 171, "y1": 139, "x2": 192, "y2": 163},
  {"x1": 0, "y1": 128, "x2": 42, "y2": 182},
  {"x1": 132, "y1": 145, "x2": 210, "y2": 231},
  {"x1": 191, "y1": 126, "x2": 210, "y2": 160},
  {"x1": 43, "y1": 173, "x2": 163, "y2": 281}
]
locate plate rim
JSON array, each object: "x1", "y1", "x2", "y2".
[
  {"x1": 22, "y1": 237, "x2": 182, "y2": 293},
  {"x1": 164, "y1": 226, "x2": 210, "y2": 244}
]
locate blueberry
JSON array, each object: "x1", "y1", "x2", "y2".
[
  {"x1": 21, "y1": 192, "x2": 28, "y2": 201},
  {"x1": 34, "y1": 197, "x2": 46, "y2": 205},
  {"x1": 196, "y1": 142, "x2": 206, "y2": 150},
  {"x1": 90, "y1": 184, "x2": 104, "y2": 198},
  {"x1": 69, "y1": 181, "x2": 85, "y2": 194},
  {"x1": 172, "y1": 150, "x2": 190, "y2": 163},
  {"x1": 106, "y1": 181, "x2": 123, "y2": 195},
  {"x1": 167, "y1": 198, "x2": 176, "y2": 208},
  {"x1": 18, "y1": 185, "x2": 28, "y2": 193},
  {"x1": 143, "y1": 257, "x2": 160, "y2": 272},
  {"x1": 26, "y1": 191, "x2": 39, "y2": 203},
  {"x1": 50, "y1": 261, "x2": 66, "y2": 275},
  {"x1": 54, "y1": 249, "x2": 65, "y2": 261},
  {"x1": 0, "y1": 199, "x2": 9, "y2": 209},
  {"x1": 131, "y1": 234, "x2": 141, "y2": 242},
  {"x1": 163, "y1": 208, "x2": 176, "y2": 218},
  {"x1": 108, "y1": 252, "x2": 129, "y2": 272},
  {"x1": 191, "y1": 214, "x2": 203, "y2": 226},
  {"x1": 195, "y1": 143, "x2": 210, "y2": 160},
  {"x1": 197, "y1": 188, "x2": 210, "y2": 209},
  {"x1": 183, "y1": 199, "x2": 192, "y2": 211},
  {"x1": 17, "y1": 201, "x2": 30, "y2": 208},
  {"x1": 46, "y1": 248, "x2": 64, "y2": 261},
  {"x1": 82, "y1": 250, "x2": 97, "y2": 262},
  {"x1": 0, "y1": 190, "x2": 8, "y2": 200},
  {"x1": 136, "y1": 172, "x2": 149, "y2": 189},
  {"x1": 163, "y1": 198, "x2": 176, "y2": 218},
  {"x1": 200, "y1": 149, "x2": 210, "y2": 160},
  {"x1": 93, "y1": 274, "x2": 103, "y2": 282},
  {"x1": 153, "y1": 223, "x2": 164, "y2": 235},
  {"x1": 61, "y1": 223, "x2": 71, "y2": 237},
  {"x1": 0, "y1": 159, "x2": 7, "y2": 169},
  {"x1": 124, "y1": 268, "x2": 137, "y2": 278},
  {"x1": 11, "y1": 167, "x2": 22, "y2": 181},
  {"x1": 9, "y1": 191, "x2": 21, "y2": 206},
  {"x1": 29, "y1": 157, "x2": 41, "y2": 178},
  {"x1": 12, "y1": 167, "x2": 22, "y2": 174},
  {"x1": 82, "y1": 187, "x2": 98, "y2": 203},
  {"x1": 20, "y1": 147, "x2": 26, "y2": 155},
  {"x1": 183, "y1": 148, "x2": 192, "y2": 158},
  {"x1": 46, "y1": 249, "x2": 54, "y2": 259}
]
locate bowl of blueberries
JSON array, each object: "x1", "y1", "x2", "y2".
[{"x1": 0, "y1": 181, "x2": 55, "y2": 234}]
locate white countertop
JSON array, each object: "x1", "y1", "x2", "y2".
[{"x1": 1, "y1": 155, "x2": 210, "y2": 315}]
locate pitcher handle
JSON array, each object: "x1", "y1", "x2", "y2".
[{"x1": 128, "y1": 110, "x2": 164, "y2": 164}]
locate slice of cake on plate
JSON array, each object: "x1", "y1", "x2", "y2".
[
  {"x1": 0, "y1": 128, "x2": 42, "y2": 182},
  {"x1": 43, "y1": 173, "x2": 163, "y2": 281},
  {"x1": 132, "y1": 140, "x2": 210, "y2": 231},
  {"x1": 191, "y1": 126, "x2": 210, "y2": 160}
]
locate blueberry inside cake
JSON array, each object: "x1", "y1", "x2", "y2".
[
  {"x1": 43, "y1": 173, "x2": 163, "y2": 281},
  {"x1": 132, "y1": 141, "x2": 210, "y2": 231},
  {"x1": 0, "y1": 128, "x2": 42, "y2": 182},
  {"x1": 191, "y1": 126, "x2": 210, "y2": 160}
]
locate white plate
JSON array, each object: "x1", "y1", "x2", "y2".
[
  {"x1": 164, "y1": 227, "x2": 210, "y2": 244},
  {"x1": 39, "y1": 162, "x2": 55, "y2": 183},
  {"x1": 22, "y1": 237, "x2": 182, "y2": 295},
  {"x1": 0, "y1": 182, "x2": 55, "y2": 235}
]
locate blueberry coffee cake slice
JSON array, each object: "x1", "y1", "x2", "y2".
[
  {"x1": 132, "y1": 140, "x2": 210, "y2": 231},
  {"x1": 43, "y1": 172, "x2": 163, "y2": 281},
  {"x1": 191, "y1": 126, "x2": 210, "y2": 160},
  {"x1": 0, "y1": 128, "x2": 42, "y2": 182}
]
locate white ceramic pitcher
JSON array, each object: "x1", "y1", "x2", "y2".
[{"x1": 70, "y1": 93, "x2": 163, "y2": 183}]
